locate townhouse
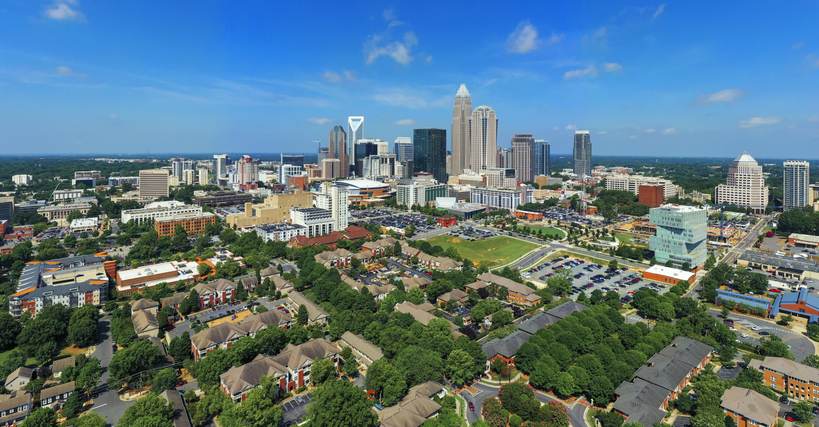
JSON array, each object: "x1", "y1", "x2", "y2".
[
  {"x1": 394, "y1": 301, "x2": 461, "y2": 337},
  {"x1": 0, "y1": 393, "x2": 31, "y2": 427},
  {"x1": 338, "y1": 331, "x2": 383, "y2": 369},
  {"x1": 477, "y1": 272, "x2": 542, "y2": 307},
  {"x1": 748, "y1": 356, "x2": 819, "y2": 400},
  {"x1": 314, "y1": 249, "x2": 354, "y2": 268},
  {"x1": 341, "y1": 275, "x2": 395, "y2": 303},
  {"x1": 376, "y1": 382, "x2": 444, "y2": 427},
  {"x1": 400, "y1": 243, "x2": 463, "y2": 272},
  {"x1": 190, "y1": 310, "x2": 292, "y2": 360},
  {"x1": 361, "y1": 237, "x2": 398, "y2": 257},
  {"x1": 193, "y1": 279, "x2": 237, "y2": 307},
  {"x1": 40, "y1": 382, "x2": 74, "y2": 408},
  {"x1": 287, "y1": 292, "x2": 330, "y2": 326},
  {"x1": 437, "y1": 289, "x2": 468, "y2": 306},
  {"x1": 721, "y1": 387, "x2": 779, "y2": 427}
]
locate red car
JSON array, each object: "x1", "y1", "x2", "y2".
[
  {"x1": 784, "y1": 413, "x2": 795, "y2": 422},
  {"x1": 176, "y1": 379, "x2": 187, "y2": 387},
  {"x1": 468, "y1": 402, "x2": 475, "y2": 411}
]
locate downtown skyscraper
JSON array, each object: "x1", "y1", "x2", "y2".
[
  {"x1": 328, "y1": 125, "x2": 349, "y2": 174},
  {"x1": 451, "y1": 84, "x2": 472, "y2": 175},
  {"x1": 347, "y1": 116, "x2": 364, "y2": 171},
  {"x1": 413, "y1": 128, "x2": 447, "y2": 184},
  {"x1": 511, "y1": 133, "x2": 535, "y2": 183},
  {"x1": 535, "y1": 139, "x2": 550, "y2": 177},
  {"x1": 783, "y1": 160, "x2": 810, "y2": 210},
  {"x1": 470, "y1": 105, "x2": 498, "y2": 172},
  {"x1": 572, "y1": 130, "x2": 592, "y2": 177}
]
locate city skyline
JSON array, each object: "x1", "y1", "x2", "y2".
[{"x1": 2, "y1": 1, "x2": 818, "y2": 157}]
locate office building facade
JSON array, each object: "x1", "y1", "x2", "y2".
[
  {"x1": 413, "y1": 128, "x2": 447, "y2": 184},
  {"x1": 354, "y1": 140, "x2": 377, "y2": 177},
  {"x1": 213, "y1": 154, "x2": 228, "y2": 179},
  {"x1": 393, "y1": 137, "x2": 413, "y2": 163},
  {"x1": 396, "y1": 181, "x2": 447, "y2": 207},
  {"x1": 573, "y1": 131, "x2": 592, "y2": 177},
  {"x1": 316, "y1": 182, "x2": 350, "y2": 231},
  {"x1": 281, "y1": 154, "x2": 305, "y2": 168},
  {"x1": 607, "y1": 175, "x2": 677, "y2": 199},
  {"x1": 470, "y1": 187, "x2": 534, "y2": 212},
  {"x1": 783, "y1": 160, "x2": 810, "y2": 210},
  {"x1": 534, "y1": 140, "x2": 550, "y2": 178},
  {"x1": 328, "y1": 125, "x2": 349, "y2": 172},
  {"x1": 451, "y1": 84, "x2": 472, "y2": 175},
  {"x1": 649, "y1": 205, "x2": 707, "y2": 268},
  {"x1": 347, "y1": 116, "x2": 364, "y2": 169},
  {"x1": 511, "y1": 133, "x2": 535, "y2": 183},
  {"x1": 470, "y1": 105, "x2": 498, "y2": 172},
  {"x1": 139, "y1": 169, "x2": 170, "y2": 198},
  {"x1": 317, "y1": 146, "x2": 329, "y2": 164},
  {"x1": 715, "y1": 151, "x2": 769, "y2": 213}
]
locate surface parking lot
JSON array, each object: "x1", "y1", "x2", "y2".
[
  {"x1": 281, "y1": 393, "x2": 312, "y2": 426},
  {"x1": 362, "y1": 213, "x2": 439, "y2": 235},
  {"x1": 523, "y1": 255, "x2": 672, "y2": 302},
  {"x1": 542, "y1": 208, "x2": 605, "y2": 227},
  {"x1": 446, "y1": 226, "x2": 498, "y2": 241},
  {"x1": 351, "y1": 209, "x2": 393, "y2": 219}
]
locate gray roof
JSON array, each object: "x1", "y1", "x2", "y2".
[
  {"x1": 658, "y1": 337, "x2": 714, "y2": 369},
  {"x1": 545, "y1": 301, "x2": 589, "y2": 320},
  {"x1": 477, "y1": 272, "x2": 539, "y2": 298},
  {"x1": 482, "y1": 330, "x2": 531, "y2": 360},
  {"x1": 633, "y1": 353, "x2": 694, "y2": 391},
  {"x1": 739, "y1": 250, "x2": 819, "y2": 273},
  {"x1": 160, "y1": 390, "x2": 194, "y2": 427},
  {"x1": 162, "y1": 292, "x2": 187, "y2": 307},
  {"x1": 721, "y1": 387, "x2": 779, "y2": 427},
  {"x1": 40, "y1": 381, "x2": 74, "y2": 401},
  {"x1": 5, "y1": 367, "x2": 32, "y2": 386},
  {"x1": 339, "y1": 332, "x2": 383, "y2": 364},
  {"x1": 612, "y1": 378, "x2": 668, "y2": 426},
  {"x1": 51, "y1": 356, "x2": 75, "y2": 373},
  {"x1": 0, "y1": 393, "x2": 31, "y2": 425},
  {"x1": 518, "y1": 301, "x2": 589, "y2": 335}
]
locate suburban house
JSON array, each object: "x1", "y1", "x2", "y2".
[
  {"x1": 477, "y1": 272, "x2": 542, "y2": 307},
  {"x1": 161, "y1": 292, "x2": 187, "y2": 310},
  {"x1": 314, "y1": 249, "x2": 354, "y2": 268},
  {"x1": 4, "y1": 367, "x2": 32, "y2": 391},
  {"x1": 748, "y1": 356, "x2": 819, "y2": 400},
  {"x1": 288, "y1": 226, "x2": 372, "y2": 249},
  {"x1": 220, "y1": 339, "x2": 339, "y2": 401},
  {"x1": 0, "y1": 392, "x2": 31, "y2": 427},
  {"x1": 132, "y1": 309, "x2": 160, "y2": 338},
  {"x1": 721, "y1": 387, "x2": 779, "y2": 427},
  {"x1": 613, "y1": 337, "x2": 713, "y2": 425},
  {"x1": 361, "y1": 237, "x2": 398, "y2": 257},
  {"x1": 193, "y1": 279, "x2": 237, "y2": 307},
  {"x1": 40, "y1": 382, "x2": 74, "y2": 408},
  {"x1": 437, "y1": 289, "x2": 468, "y2": 306},
  {"x1": 190, "y1": 310, "x2": 292, "y2": 360},
  {"x1": 287, "y1": 291, "x2": 330, "y2": 326},
  {"x1": 375, "y1": 381, "x2": 444, "y2": 427},
  {"x1": 394, "y1": 301, "x2": 461, "y2": 337},
  {"x1": 338, "y1": 331, "x2": 383, "y2": 369},
  {"x1": 51, "y1": 357, "x2": 75, "y2": 379},
  {"x1": 401, "y1": 276, "x2": 432, "y2": 291},
  {"x1": 341, "y1": 275, "x2": 395, "y2": 302},
  {"x1": 130, "y1": 298, "x2": 159, "y2": 315}
]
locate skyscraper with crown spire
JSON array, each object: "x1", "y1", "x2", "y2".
[{"x1": 451, "y1": 84, "x2": 472, "y2": 175}]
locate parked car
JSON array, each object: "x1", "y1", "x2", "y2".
[
  {"x1": 780, "y1": 395, "x2": 789, "y2": 404},
  {"x1": 176, "y1": 379, "x2": 187, "y2": 387},
  {"x1": 468, "y1": 402, "x2": 475, "y2": 411},
  {"x1": 784, "y1": 413, "x2": 795, "y2": 422}
]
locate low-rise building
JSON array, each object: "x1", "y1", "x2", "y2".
[
  {"x1": 121, "y1": 201, "x2": 203, "y2": 225},
  {"x1": 314, "y1": 249, "x2": 353, "y2": 268},
  {"x1": 40, "y1": 382, "x2": 74, "y2": 408},
  {"x1": 52, "y1": 189, "x2": 83, "y2": 201},
  {"x1": 69, "y1": 218, "x2": 98, "y2": 234},
  {"x1": 191, "y1": 310, "x2": 292, "y2": 360},
  {"x1": 116, "y1": 261, "x2": 199, "y2": 296},
  {"x1": 130, "y1": 298, "x2": 160, "y2": 315},
  {"x1": 341, "y1": 275, "x2": 395, "y2": 302},
  {"x1": 338, "y1": 331, "x2": 383, "y2": 369},
  {"x1": 394, "y1": 301, "x2": 460, "y2": 336},
  {"x1": 642, "y1": 265, "x2": 696, "y2": 286},
  {"x1": 787, "y1": 233, "x2": 819, "y2": 249},
  {"x1": 0, "y1": 392, "x2": 31, "y2": 427},
  {"x1": 287, "y1": 291, "x2": 329, "y2": 326},
  {"x1": 161, "y1": 293, "x2": 187, "y2": 310},
  {"x1": 770, "y1": 288, "x2": 819, "y2": 323},
  {"x1": 749, "y1": 356, "x2": 819, "y2": 400},
  {"x1": 155, "y1": 212, "x2": 216, "y2": 237},
  {"x1": 477, "y1": 272, "x2": 542, "y2": 306},
  {"x1": 255, "y1": 223, "x2": 307, "y2": 242},
  {"x1": 721, "y1": 387, "x2": 779, "y2": 427},
  {"x1": 436, "y1": 289, "x2": 468, "y2": 306},
  {"x1": 133, "y1": 310, "x2": 160, "y2": 338},
  {"x1": 361, "y1": 237, "x2": 398, "y2": 257},
  {"x1": 416, "y1": 253, "x2": 462, "y2": 272},
  {"x1": 51, "y1": 357, "x2": 75, "y2": 379},
  {"x1": 288, "y1": 225, "x2": 371, "y2": 249},
  {"x1": 225, "y1": 192, "x2": 313, "y2": 229},
  {"x1": 469, "y1": 186, "x2": 533, "y2": 212},
  {"x1": 194, "y1": 191, "x2": 253, "y2": 206},
  {"x1": 193, "y1": 279, "x2": 237, "y2": 307},
  {"x1": 375, "y1": 382, "x2": 443, "y2": 427},
  {"x1": 38, "y1": 203, "x2": 92, "y2": 221},
  {"x1": 4, "y1": 368, "x2": 32, "y2": 391}
]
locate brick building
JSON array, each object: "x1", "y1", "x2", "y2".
[
  {"x1": 638, "y1": 184, "x2": 665, "y2": 208},
  {"x1": 721, "y1": 387, "x2": 779, "y2": 427},
  {"x1": 477, "y1": 272, "x2": 542, "y2": 307},
  {"x1": 155, "y1": 212, "x2": 217, "y2": 237},
  {"x1": 193, "y1": 279, "x2": 237, "y2": 307},
  {"x1": 642, "y1": 265, "x2": 696, "y2": 286},
  {"x1": 748, "y1": 356, "x2": 819, "y2": 401},
  {"x1": 190, "y1": 310, "x2": 292, "y2": 360}
]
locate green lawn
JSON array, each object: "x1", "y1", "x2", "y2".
[
  {"x1": 614, "y1": 232, "x2": 649, "y2": 248},
  {"x1": 0, "y1": 349, "x2": 37, "y2": 367},
  {"x1": 515, "y1": 225, "x2": 566, "y2": 239},
  {"x1": 423, "y1": 235, "x2": 540, "y2": 267}
]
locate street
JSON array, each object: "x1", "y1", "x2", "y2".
[
  {"x1": 167, "y1": 297, "x2": 288, "y2": 340},
  {"x1": 705, "y1": 309, "x2": 815, "y2": 362},
  {"x1": 459, "y1": 382, "x2": 586, "y2": 427},
  {"x1": 91, "y1": 316, "x2": 136, "y2": 424},
  {"x1": 720, "y1": 215, "x2": 772, "y2": 266}
]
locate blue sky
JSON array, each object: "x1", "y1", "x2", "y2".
[{"x1": 1, "y1": 1, "x2": 818, "y2": 158}]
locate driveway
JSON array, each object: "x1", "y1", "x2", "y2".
[
  {"x1": 705, "y1": 309, "x2": 815, "y2": 363},
  {"x1": 281, "y1": 393, "x2": 312, "y2": 426}
]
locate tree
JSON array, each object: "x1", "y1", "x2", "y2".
[
  {"x1": 491, "y1": 310, "x2": 513, "y2": 330},
  {"x1": 117, "y1": 393, "x2": 174, "y2": 427},
  {"x1": 169, "y1": 332, "x2": 192, "y2": 362},
  {"x1": 554, "y1": 371, "x2": 580, "y2": 397},
  {"x1": 307, "y1": 379, "x2": 379, "y2": 427},
  {"x1": 720, "y1": 305, "x2": 730, "y2": 320},
  {"x1": 197, "y1": 263, "x2": 212, "y2": 277},
  {"x1": 682, "y1": 262, "x2": 691, "y2": 271},
  {"x1": 152, "y1": 368, "x2": 177, "y2": 394},
  {"x1": 365, "y1": 359, "x2": 407, "y2": 406},
  {"x1": 36, "y1": 341, "x2": 60, "y2": 366},
  {"x1": 21, "y1": 408, "x2": 57, "y2": 427},
  {"x1": 793, "y1": 401, "x2": 814, "y2": 423},
  {"x1": 546, "y1": 271, "x2": 572, "y2": 296},
  {"x1": 229, "y1": 375, "x2": 283, "y2": 427},
  {"x1": 310, "y1": 358, "x2": 337, "y2": 386},
  {"x1": 481, "y1": 397, "x2": 507, "y2": 427},
  {"x1": 108, "y1": 339, "x2": 164, "y2": 388},
  {"x1": 68, "y1": 317, "x2": 98, "y2": 348},
  {"x1": 0, "y1": 312, "x2": 22, "y2": 351},
  {"x1": 297, "y1": 304, "x2": 309, "y2": 325},
  {"x1": 61, "y1": 389, "x2": 84, "y2": 418},
  {"x1": 691, "y1": 405, "x2": 726, "y2": 427},
  {"x1": 74, "y1": 413, "x2": 106, "y2": 427},
  {"x1": 608, "y1": 259, "x2": 619, "y2": 271},
  {"x1": 802, "y1": 354, "x2": 819, "y2": 368},
  {"x1": 172, "y1": 225, "x2": 190, "y2": 253},
  {"x1": 588, "y1": 375, "x2": 615, "y2": 405},
  {"x1": 445, "y1": 349, "x2": 476, "y2": 386}
]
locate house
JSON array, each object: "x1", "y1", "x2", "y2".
[
  {"x1": 401, "y1": 242, "x2": 421, "y2": 258},
  {"x1": 394, "y1": 301, "x2": 461, "y2": 337},
  {"x1": 477, "y1": 272, "x2": 542, "y2": 306},
  {"x1": 341, "y1": 275, "x2": 395, "y2": 302},
  {"x1": 613, "y1": 337, "x2": 713, "y2": 425},
  {"x1": 721, "y1": 387, "x2": 779, "y2": 427},
  {"x1": 0, "y1": 392, "x2": 31, "y2": 427},
  {"x1": 191, "y1": 310, "x2": 292, "y2": 360},
  {"x1": 376, "y1": 382, "x2": 444, "y2": 427},
  {"x1": 518, "y1": 301, "x2": 589, "y2": 335},
  {"x1": 193, "y1": 279, "x2": 237, "y2": 307},
  {"x1": 482, "y1": 330, "x2": 531, "y2": 369},
  {"x1": 287, "y1": 292, "x2": 330, "y2": 326},
  {"x1": 416, "y1": 253, "x2": 462, "y2": 272},
  {"x1": 129, "y1": 298, "x2": 160, "y2": 315},
  {"x1": 314, "y1": 249, "x2": 354, "y2": 268},
  {"x1": 51, "y1": 357, "x2": 75, "y2": 379},
  {"x1": 220, "y1": 339, "x2": 339, "y2": 400},
  {"x1": 270, "y1": 276, "x2": 295, "y2": 294},
  {"x1": 748, "y1": 356, "x2": 819, "y2": 400},
  {"x1": 338, "y1": 331, "x2": 383, "y2": 369},
  {"x1": 161, "y1": 292, "x2": 187, "y2": 310},
  {"x1": 160, "y1": 389, "x2": 194, "y2": 427},
  {"x1": 361, "y1": 237, "x2": 398, "y2": 257},
  {"x1": 40, "y1": 382, "x2": 74, "y2": 408},
  {"x1": 4, "y1": 367, "x2": 32, "y2": 391},
  {"x1": 436, "y1": 289, "x2": 468, "y2": 306},
  {"x1": 288, "y1": 226, "x2": 372, "y2": 249},
  {"x1": 132, "y1": 309, "x2": 160, "y2": 338},
  {"x1": 401, "y1": 276, "x2": 432, "y2": 291}
]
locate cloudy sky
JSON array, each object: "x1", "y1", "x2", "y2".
[{"x1": 1, "y1": 1, "x2": 818, "y2": 157}]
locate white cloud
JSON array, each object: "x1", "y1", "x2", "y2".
[
  {"x1": 629, "y1": 135, "x2": 639, "y2": 139},
  {"x1": 479, "y1": 78, "x2": 498, "y2": 89},
  {"x1": 109, "y1": 114, "x2": 118, "y2": 120},
  {"x1": 695, "y1": 88, "x2": 745, "y2": 105},
  {"x1": 645, "y1": 129, "x2": 656, "y2": 133},
  {"x1": 548, "y1": 33, "x2": 564, "y2": 44},
  {"x1": 383, "y1": 9, "x2": 396, "y2": 22},
  {"x1": 809, "y1": 115, "x2": 819, "y2": 122},
  {"x1": 43, "y1": 2, "x2": 85, "y2": 20},
  {"x1": 652, "y1": 4, "x2": 666, "y2": 21},
  {"x1": 394, "y1": 119, "x2": 415, "y2": 126},
  {"x1": 563, "y1": 65, "x2": 598, "y2": 80},
  {"x1": 583, "y1": 27, "x2": 608, "y2": 49},
  {"x1": 633, "y1": 125, "x2": 643, "y2": 130},
  {"x1": 365, "y1": 31, "x2": 418, "y2": 65},
  {"x1": 597, "y1": 131, "x2": 607, "y2": 135},
  {"x1": 343, "y1": 70, "x2": 356, "y2": 82},
  {"x1": 506, "y1": 21, "x2": 541, "y2": 54},
  {"x1": 552, "y1": 126, "x2": 560, "y2": 131},
  {"x1": 662, "y1": 128, "x2": 676, "y2": 135},
  {"x1": 565, "y1": 124, "x2": 578, "y2": 130},
  {"x1": 426, "y1": 55, "x2": 433, "y2": 64},
  {"x1": 371, "y1": 87, "x2": 445, "y2": 109},
  {"x1": 307, "y1": 118, "x2": 332, "y2": 125},
  {"x1": 739, "y1": 117, "x2": 783, "y2": 128},
  {"x1": 793, "y1": 42, "x2": 805, "y2": 50},
  {"x1": 787, "y1": 125, "x2": 798, "y2": 130},
  {"x1": 602, "y1": 62, "x2": 623, "y2": 72},
  {"x1": 322, "y1": 71, "x2": 342, "y2": 83},
  {"x1": 56, "y1": 66, "x2": 88, "y2": 77}
]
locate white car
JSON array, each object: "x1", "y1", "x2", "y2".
[
  {"x1": 740, "y1": 333, "x2": 749, "y2": 338},
  {"x1": 751, "y1": 326, "x2": 761, "y2": 331}
]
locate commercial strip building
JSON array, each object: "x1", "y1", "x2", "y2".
[
  {"x1": 469, "y1": 186, "x2": 533, "y2": 212},
  {"x1": 605, "y1": 175, "x2": 677, "y2": 200},
  {"x1": 721, "y1": 387, "x2": 779, "y2": 427},
  {"x1": 9, "y1": 254, "x2": 116, "y2": 318},
  {"x1": 155, "y1": 212, "x2": 217, "y2": 237},
  {"x1": 749, "y1": 356, "x2": 819, "y2": 401},
  {"x1": 613, "y1": 337, "x2": 713, "y2": 426},
  {"x1": 139, "y1": 169, "x2": 170, "y2": 198},
  {"x1": 715, "y1": 151, "x2": 769, "y2": 213},
  {"x1": 649, "y1": 204, "x2": 707, "y2": 268},
  {"x1": 191, "y1": 309, "x2": 292, "y2": 360},
  {"x1": 787, "y1": 233, "x2": 819, "y2": 249},
  {"x1": 737, "y1": 251, "x2": 819, "y2": 281},
  {"x1": 642, "y1": 265, "x2": 696, "y2": 286},
  {"x1": 121, "y1": 201, "x2": 203, "y2": 224},
  {"x1": 115, "y1": 261, "x2": 199, "y2": 296}
]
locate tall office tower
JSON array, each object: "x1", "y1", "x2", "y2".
[
  {"x1": 0, "y1": 196, "x2": 14, "y2": 222},
  {"x1": 172, "y1": 161, "x2": 183, "y2": 181},
  {"x1": 783, "y1": 160, "x2": 811, "y2": 210},
  {"x1": 237, "y1": 156, "x2": 260, "y2": 190},
  {"x1": 321, "y1": 159, "x2": 343, "y2": 180},
  {"x1": 317, "y1": 144, "x2": 329, "y2": 164},
  {"x1": 139, "y1": 169, "x2": 170, "y2": 198},
  {"x1": 348, "y1": 116, "x2": 364, "y2": 169},
  {"x1": 649, "y1": 205, "x2": 707, "y2": 268},
  {"x1": 572, "y1": 131, "x2": 592, "y2": 177},
  {"x1": 413, "y1": 128, "x2": 447, "y2": 184},
  {"x1": 715, "y1": 151, "x2": 769, "y2": 213},
  {"x1": 316, "y1": 182, "x2": 350, "y2": 231},
  {"x1": 393, "y1": 137, "x2": 413, "y2": 163},
  {"x1": 213, "y1": 154, "x2": 228, "y2": 178},
  {"x1": 451, "y1": 84, "x2": 472, "y2": 175},
  {"x1": 374, "y1": 140, "x2": 389, "y2": 155},
  {"x1": 328, "y1": 125, "x2": 349, "y2": 173},
  {"x1": 354, "y1": 140, "x2": 377, "y2": 177},
  {"x1": 198, "y1": 169, "x2": 209, "y2": 185},
  {"x1": 511, "y1": 133, "x2": 535, "y2": 183},
  {"x1": 281, "y1": 154, "x2": 305, "y2": 168},
  {"x1": 470, "y1": 105, "x2": 498, "y2": 172},
  {"x1": 534, "y1": 139, "x2": 550, "y2": 177}
]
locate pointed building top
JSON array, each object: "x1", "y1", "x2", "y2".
[
  {"x1": 734, "y1": 151, "x2": 757, "y2": 164},
  {"x1": 455, "y1": 84, "x2": 470, "y2": 98}
]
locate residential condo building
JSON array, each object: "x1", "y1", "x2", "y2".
[
  {"x1": 534, "y1": 140, "x2": 550, "y2": 178},
  {"x1": 470, "y1": 105, "x2": 498, "y2": 172},
  {"x1": 783, "y1": 160, "x2": 810, "y2": 210},
  {"x1": 572, "y1": 130, "x2": 592, "y2": 177},
  {"x1": 511, "y1": 133, "x2": 535, "y2": 183}
]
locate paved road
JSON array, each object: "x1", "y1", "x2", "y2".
[
  {"x1": 168, "y1": 298, "x2": 288, "y2": 340},
  {"x1": 459, "y1": 382, "x2": 585, "y2": 427},
  {"x1": 91, "y1": 316, "x2": 137, "y2": 424},
  {"x1": 508, "y1": 247, "x2": 552, "y2": 270},
  {"x1": 720, "y1": 214, "x2": 772, "y2": 266},
  {"x1": 705, "y1": 309, "x2": 815, "y2": 362}
]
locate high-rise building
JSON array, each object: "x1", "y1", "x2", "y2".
[
  {"x1": 348, "y1": 116, "x2": 364, "y2": 169},
  {"x1": 353, "y1": 140, "x2": 377, "y2": 177},
  {"x1": 783, "y1": 160, "x2": 811, "y2": 210},
  {"x1": 451, "y1": 84, "x2": 472, "y2": 175},
  {"x1": 573, "y1": 131, "x2": 592, "y2": 177},
  {"x1": 328, "y1": 125, "x2": 349, "y2": 174},
  {"x1": 413, "y1": 128, "x2": 447, "y2": 184},
  {"x1": 237, "y1": 156, "x2": 259, "y2": 191},
  {"x1": 213, "y1": 154, "x2": 228, "y2": 178},
  {"x1": 607, "y1": 175, "x2": 677, "y2": 199},
  {"x1": 393, "y1": 137, "x2": 413, "y2": 163},
  {"x1": 139, "y1": 169, "x2": 170, "y2": 198},
  {"x1": 511, "y1": 133, "x2": 535, "y2": 183},
  {"x1": 715, "y1": 151, "x2": 769, "y2": 213},
  {"x1": 281, "y1": 154, "x2": 305, "y2": 168},
  {"x1": 317, "y1": 145, "x2": 329, "y2": 164},
  {"x1": 470, "y1": 105, "x2": 498, "y2": 172},
  {"x1": 316, "y1": 182, "x2": 350, "y2": 231},
  {"x1": 534, "y1": 140, "x2": 550, "y2": 178},
  {"x1": 321, "y1": 159, "x2": 343, "y2": 180},
  {"x1": 374, "y1": 140, "x2": 389, "y2": 155},
  {"x1": 638, "y1": 184, "x2": 665, "y2": 208},
  {"x1": 12, "y1": 175, "x2": 32, "y2": 186},
  {"x1": 172, "y1": 160, "x2": 195, "y2": 181},
  {"x1": 279, "y1": 165, "x2": 303, "y2": 186},
  {"x1": 198, "y1": 169, "x2": 209, "y2": 185},
  {"x1": 0, "y1": 196, "x2": 14, "y2": 223},
  {"x1": 649, "y1": 204, "x2": 707, "y2": 268},
  {"x1": 183, "y1": 169, "x2": 196, "y2": 185}
]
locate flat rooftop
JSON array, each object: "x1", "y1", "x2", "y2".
[{"x1": 117, "y1": 262, "x2": 178, "y2": 281}]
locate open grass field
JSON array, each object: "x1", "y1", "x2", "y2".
[
  {"x1": 423, "y1": 235, "x2": 540, "y2": 267},
  {"x1": 614, "y1": 232, "x2": 649, "y2": 248},
  {"x1": 516, "y1": 225, "x2": 566, "y2": 239}
]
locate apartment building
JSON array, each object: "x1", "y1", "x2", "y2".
[
  {"x1": 193, "y1": 279, "x2": 237, "y2": 307},
  {"x1": 38, "y1": 203, "x2": 92, "y2": 221},
  {"x1": 749, "y1": 356, "x2": 819, "y2": 401},
  {"x1": 313, "y1": 249, "x2": 353, "y2": 268},
  {"x1": 290, "y1": 207, "x2": 334, "y2": 237},
  {"x1": 191, "y1": 310, "x2": 292, "y2": 360},
  {"x1": 606, "y1": 175, "x2": 676, "y2": 199},
  {"x1": 254, "y1": 222, "x2": 307, "y2": 242},
  {"x1": 225, "y1": 191, "x2": 313, "y2": 228},
  {"x1": 338, "y1": 331, "x2": 383, "y2": 369},
  {"x1": 470, "y1": 187, "x2": 533, "y2": 212},
  {"x1": 361, "y1": 237, "x2": 398, "y2": 257},
  {"x1": 477, "y1": 272, "x2": 541, "y2": 306},
  {"x1": 721, "y1": 387, "x2": 779, "y2": 427},
  {"x1": 121, "y1": 201, "x2": 203, "y2": 224},
  {"x1": 154, "y1": 212, "x2": 216, "y2": 237}
]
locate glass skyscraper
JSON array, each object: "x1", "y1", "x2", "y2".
[
  {"x1": 783, "y1": 160, "x2": 810, "y2": 210},
  {"x1": 413, "y1": 128, "x2": 447, "y2": 184},
  {"x1": 534, "y1": 139, "x2": 550, "y2": 177},
  {"x1": 573, "y1": 130, "x2": 591, "y2": 177},
  {"x1": 393, "y1": 137, "x2": 413, "y2": 163},
  {"x1": 347, "y1": 116, "x2": 364, "y2": 170},
  {"x1": 649, "y1": 205, "x2": 707, "y2": 268}
]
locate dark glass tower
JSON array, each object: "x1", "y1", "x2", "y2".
[
  {"x1": 572, "y1": 131, "x2": 591, "y2": 177},
  {"x1": 534, "y1": 139, "x2": 550, "y2": 177},
  {"x1": 413, "y1": 128, "x2": 447, "y2": 183}
]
